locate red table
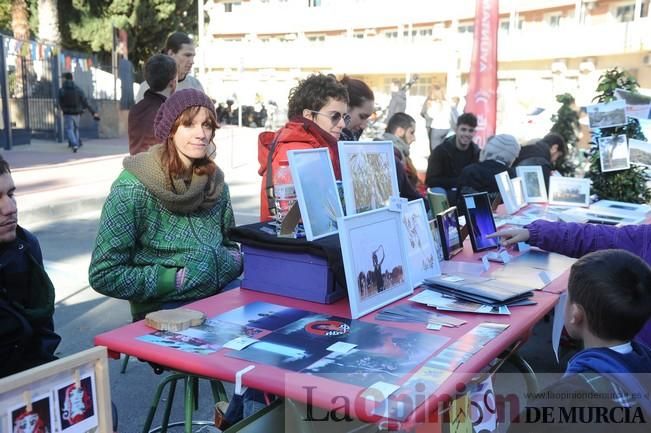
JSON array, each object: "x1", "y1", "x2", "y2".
[{"x1": 95, "y1": 279, "x2": 561, "y2": 428}]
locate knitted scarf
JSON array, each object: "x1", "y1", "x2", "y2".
[
  {"x1": 123, "y1": 144, "x2": 224, "y2": 214},
  {"x1": 381, "y1": 132, "x2": 410, "y2": 159}
]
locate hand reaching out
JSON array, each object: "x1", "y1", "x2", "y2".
[{"x1": 486, "y1": 228, "x2": 530, "y2": 247}]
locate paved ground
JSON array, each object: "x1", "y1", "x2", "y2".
[{"x1": 1, "y1": 131, "x2": 568, "y2": 432}]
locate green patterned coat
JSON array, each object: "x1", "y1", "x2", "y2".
[{"x1": 89, "y1": 170, "x2": 242, "y2": 318}]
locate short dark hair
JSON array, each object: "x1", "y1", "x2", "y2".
[
  {"x1": 457, "y1": 112, "x2": 478, "y2": 128},
  {"x1": 145, "y1": 54, "x2": 177, "y2": 92},
  {"x1": 62, "y1": 72, "x2": 73, "y2": 80},
  {"x1": 386, "y1": 112, "x2": 415, "y2": 134},
  {"x1": 0, "y1": 155, "x2": 11, "y2": 175},
  {"x1": 340, "y1": 76, "x2": 374, "y2": 110},
  {"x1": 541, "y1": 132, "x2": 567, "y2": 157},
  {"x1": 287, "y1": 74, "x2": 349, "y2": 119},
  {"x1": 568, "y1": 249, "x2": 651, "y2": 341},
  {"x1": 165, "y1": 32, "x2": 193, "y2": 53}
]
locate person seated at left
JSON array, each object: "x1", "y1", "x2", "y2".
[
  {"x1": 0, "y1": 155, "x2": 61, "y2": 378},
  {"x1": 89, "y1": 89, "x2": 242, "y2": 321}
]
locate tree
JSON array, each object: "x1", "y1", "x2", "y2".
[
  {"x1": 10, "y1": 0, "x2": 29, "y2": 40},
  {"x1": 57, "y1": 0, "x2": 198, "y2": 73},
  {"x1": 586, "y1": 67, "x2": 651, "y2": 204},
  {"x1": 550, "y1": 93, "x2": 580, "y2": 176}
]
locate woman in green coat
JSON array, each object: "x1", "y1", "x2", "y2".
[{"x1": 89, "y1": 89, "x2": 242, "y2": 320}]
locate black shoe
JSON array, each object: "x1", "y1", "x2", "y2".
[{"x1": 72, "y1": 146, "x2": 78, "y2": 153}]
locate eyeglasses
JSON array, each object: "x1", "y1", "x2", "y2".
[{"x1": 310, "y1": 110, "x2": 351, "y2": 127}]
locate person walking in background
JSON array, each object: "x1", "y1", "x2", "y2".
[
  {"x1": 386, "y1": 75, "x2": 418, "y2": 121},
  {"x1": 128, "y1": 54, "x2": 178, "y2": 155},
  {"x1": 135, "y1": 32, "x2": 204, "y2": 103},
  {"x1": 420, "y1": 84, "x2": 452, "y2": 151},
  {"x1": 89, "y1": 89, "x2": 242, "y2": 321},
  {"x1": 58, "y1": 72, "x2": 100, "y2": 153},
  {"x1": 258, "y1": 74, "x2": 349, "y2": 222},
  {"x1": 340, "y1": 76, "x2": 375, "y2": 141}
]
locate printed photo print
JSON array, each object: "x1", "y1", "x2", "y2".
[
  {"x1": 10, "y1": 395, "x2": 53, "y2": 433},
  {"x1": 587, "y1": 100, "x2": 627, "y2": 129},
  {"x1": 349, "y1": 218, "x2": 406, "y2": 301},
  {"x1": 628, "y1": 138, "x2": 651, "y2": 168},
  {"x1": 55, "y1": 376, "x2": 97, "y2": 433},
  {"x1": 599, "y1": 134, "x2": 630, "y2": 172},
  {"x1": 211, "y1": 302, "x2": 311, "y2": 331},
  {"x1": 402, "y1": 203, "x2": 436, "y2": 274},
  {"x1": 348, "y1": 152, "x2": 394, "y2": 213}
]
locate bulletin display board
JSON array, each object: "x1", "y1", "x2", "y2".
[{"x1": 0, "y1": 347, "x2": 112, "y2": 433}]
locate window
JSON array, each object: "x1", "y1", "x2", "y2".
[
  {"x1": 458, "y1": 24, "x2": 474, "y2": 33},
  {"x1": 419, "y1": 28, "x2": 433, "y2": 37},
  {"x1": 548, "y1": 14, "x2": 562, "y2": 27},
  {"x1": 384, "y1": 31, "x2": 399, "y2": 38},
  {"x1": 614, "y1": 4, "x2": 636, "y2": 22},
  {"x1": 308, "y1": 0, "x2": 322, "y2": 7},
  {"x1": 224, "y1": 2, "x2": 242, "y2": 12},
  {"x1": 353, "y1": 32, "x2": 365, "y2": 39},
  {"x1": 307, "y1": 35, "x2": 325, "y2": 42}
]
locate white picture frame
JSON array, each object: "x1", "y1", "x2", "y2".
[
  {"x1": 338, "y1": 207, "x2": 412, "y2": 319},
  {"x1": 401, "y1": 200, "x2": 442, "y2": 287},
  {"x1": 628, "y1": 138, "x2": 651, "y2": 168},
  {"x1": 515, "y1": 165, "x2": 548, "y2": 203},
  {"x1": 548, "y1": 177, "x2": 591, "y2": 207},
  {"x1": 428, "y1": 219, "x2": 445, "y2": 262},
  {"x1": 586, "y1": 100, "x2": 627, "y2": 129},
  {"x1": 590, "y1": 199, "x2": 651, "y2": 216},
  {"x1": 598, "y1": 134, "x2": 630, "y2": 173},
  {"x1": 494, "y1": 171, "x2": 519, "y2": 214},
  {"x1": 287, "y1": 148, "x2": 344, "y2": 241},
  {"x1": 338, "y1": 141, "x2": 399, "y2": 215},
  {"x1": 511, "y1": 177, "x2": 527, "y2": 209}
]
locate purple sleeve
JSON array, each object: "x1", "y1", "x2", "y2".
[{"x1": 527, "y1": 220, "x2": 651, "y2": 264}]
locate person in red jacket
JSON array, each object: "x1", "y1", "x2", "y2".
[{"x1": 258, "y1": 74, "x2": 349, "y2": 221}]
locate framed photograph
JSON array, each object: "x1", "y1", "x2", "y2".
[
  {"x1": 401, "y1": 200, "x2": 441, "y2": 287},
  {"x1": 586, "y1": 100, "x2": 627, "y2": 129},
  {"x1": 338, "y1": 141, "x2": 399, "y2": 215},
  {"x1": 515, "y1": 165, "x2": 547, "y2": 202},
  {"x1": 0, "y1": 347, "x2": 112, "y2": 433},
  {"x1": 511, "y1": 177, "x2": 527, "y2": 209},
  {"x1": 436, "y1": 207, "x2": 464, "y2": 260},
  {"x1": 548, "y1": 177, "x2": 591, "y2": 207},
  {"x1": 54, "y1": 375, "x2": 98, "y2": 433},
  {"x1": 494, "y1": 171, "x2": 520, "y2": 214},
  {"x1": 287, "y1": 148, "x2": 344, "y2": 241},
  {"x1": 462, "y1": 192, "x2": 499, "y2": 253},
  {"x1": 598, "y1": 134, "x2": 630, "y2": 173},
  {"x1": 614, "y1": 88, "x2": 651, "y2": 120},
  {"x1": 428, "y1": 219, "x2": 445, "y2": 262},
  {"x1": 338, "y1": 208, "x2": 412, "y2": 319},
  {"x1": 590, "y1": 199, "x2": 650, "y2": 216},
  {"x1": 628, "y1": 138, "x2": 651, "y2": 168}
]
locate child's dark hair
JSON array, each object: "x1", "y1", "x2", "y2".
[
  {"x1": 568, "y1": 249, "x2": 651, "y2": 341},
  {"x1": 145, "y1": 54, "x2": 177, "y2": 92}
]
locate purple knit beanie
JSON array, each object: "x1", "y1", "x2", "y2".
[{"x1": 153, "y1": 89, "x2": 215, "y2": 142}]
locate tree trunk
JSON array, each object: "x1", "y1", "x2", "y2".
[
  {"x1": 10, "y1": 0, "x2": 29, "y2": 40},
  {"x1": 38, "y1": 0, "x2": 60, "y2": 43}
]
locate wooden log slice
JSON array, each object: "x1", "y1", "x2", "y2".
[{"x1": 144, "y1": 308, "x2": 206, "y2": 331}]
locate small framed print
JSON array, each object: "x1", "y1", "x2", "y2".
[
  {"x1": 463, "y1": 192, "x2": 499, "y2": 253},
  {"x1": 338, "y1": 141, "x2": 399, "y2": 215},
  {"x1": 511, "y1": 177, "x2": 527, "y2": 209},
  {"x1": 287, "y1": 148, "x2": 344, "y2": 241},
  {"x1": 428, "y1": 219, "x2": 445, "y2": 263},
  {"x1": 338, "y1": 207, "x2": 413, "y2": 319},
  {"x1": 598, "y1": 134, "x2": 630, "y2": 173},
  {"x1": 494, "y1": 171, "x2": 520, "y2": 214},
  {"x1": 548, "y1": 177, "x2": 591, "y2": 207},
  {"x1": 401, "y1": 200, "x2": 441, "y2": 287},
  {"x1": 436, "y1": 207, "x2": 464, "y2": 260},
  {"x1": 515, "y1": 165, "x2": 547, "y2": 202}
]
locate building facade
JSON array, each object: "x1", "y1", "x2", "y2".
[{"x1": 199, "y1": 0, "x2": 651, "y2": 160}]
